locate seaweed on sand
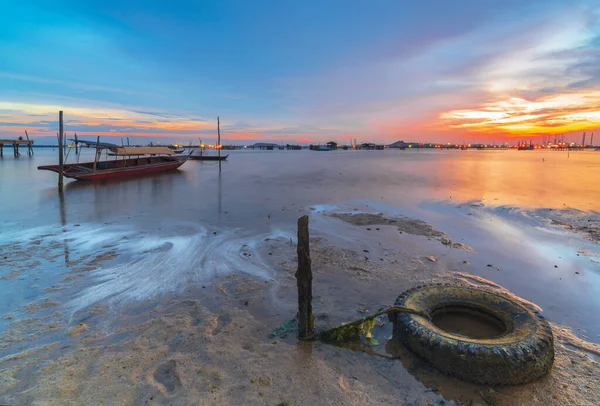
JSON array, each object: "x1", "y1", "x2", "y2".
[{"x1": 320, "y1": 306, "x2": 430, "y2": 344}]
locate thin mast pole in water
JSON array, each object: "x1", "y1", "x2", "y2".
[
  {"x1": 93, "y1": 136, "x2": 100, "y2": 171},
  {"x1": 58, "y1": 111, "x2": 64, "y2": 190},
  {"x1": 217, "y1": 116, "x2": 221, "y2": 171},
  {"x1": 217, "y1": 116, "x2": 221, "y2": 159},
  {"x1": 75, "y1": 133, "x2": 81, "y2": 163}
]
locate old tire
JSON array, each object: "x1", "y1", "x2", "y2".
[{"x1": 393, "y1": 284, "x2": 554, "y2": 385}]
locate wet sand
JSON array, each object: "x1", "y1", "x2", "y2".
[
  {"x1": 543, "y1": 209, "x2": 600, "y2": 244},
  {"x1": 329, "y1": 212, "x2": 473, "y2": 250},
  {"x1": 1, "y1": 213, "x2": 599, "y2": 405}
]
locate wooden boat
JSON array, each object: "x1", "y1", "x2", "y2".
[
  {"x1": 38, "y1": 143, "x2": 189, "y2": 181},
  {"x1": 189, "y1": 152, "x2": 228, "y2": 161},
  {"x1": 189, "y1": 116, "x2": 229, "y2": 162}
]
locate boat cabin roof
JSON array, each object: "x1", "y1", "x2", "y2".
[
  {"x1": 69, "y1": 139, "x2": 175, "y2": 155},
  {"x1": 111, "y1": 147, "x2": 175, "y2": 156}
]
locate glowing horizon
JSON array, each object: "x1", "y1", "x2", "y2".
[{"x1": 1, "y1": 1, "x2": 599, "y2": 143}]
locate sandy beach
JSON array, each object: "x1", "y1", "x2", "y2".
[{"x1": 1, "y1": 207, "x2": 599, "y2": 405}]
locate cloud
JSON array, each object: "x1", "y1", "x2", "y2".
[
  {"x1": 2, "y1": 1, "x2": 599, "y2": 142},
  {"x1": 441, "y1": 91, "x2": 600, "y2": 135},
  {"x1": 374, "y1": 4, "x2": 600, "y2": 139},
  {"x1": 131, "y1": 110, "x2": 180, "y2": 119},
  {"x1": 0, "y1": 72, "x2": 152, "y2": 96}
]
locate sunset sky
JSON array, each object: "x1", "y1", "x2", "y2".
[{"x1": 1, "y1": 0, "x2": 599, "y2": 144}]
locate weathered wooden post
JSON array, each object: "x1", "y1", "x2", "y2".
[
  {"x1": 25, "y1": 130, "x2": 33, "y2": 156},
  {"x1": 58, "y1": 111, "x2": 64, "y2": 189},
  {"x1": 296, "y1": 215, "x2": 314, "y2": 338}
]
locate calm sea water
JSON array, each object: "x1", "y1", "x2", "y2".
[
  {"x1": 2, "y1": 148, "x2": 599, "y2": 225},
  {"x1": 1, "y1": 148, "x2": 599, "y2": 342}
]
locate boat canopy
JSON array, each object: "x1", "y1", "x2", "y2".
[
  {"x1": 68, "y1": 139, "x2": 175, "y2": 155},
  {"x1": 70, "y1": 139, "x2": 117, "y2": 148},
  {"x1": 110, "y1": 147, "x2": 175, "y2": 156}
]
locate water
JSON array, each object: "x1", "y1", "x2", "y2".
[
  {"x1": 1, "y1": 148, "x2": 600, "y2": 339},
  {"x1": 2, "y1": 148, "x2": 599, "y2": 225}
]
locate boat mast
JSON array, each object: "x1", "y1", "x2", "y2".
[
  {"x1": 93, "y1": 136, "x2": 100, "y2": 171},
  {"x1": 74, "y1": 133, "x2": 80, "y2": 163},
  {"x1": 217, "y1": 116, "x2": 221, "y2": 159}
]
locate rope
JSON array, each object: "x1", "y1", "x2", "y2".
[
  {"x1": 319, "y1": 305, "x2": 431, "y2": 343},
  {"x1": 373, "y1": 305, "x2": 431, "y2": 321}
]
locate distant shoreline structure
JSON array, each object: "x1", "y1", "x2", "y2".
[
  {"x1": 3, "y1": 131, "x2": 598, "y2": 152},
  {"x1": 9, "y1": 140, "x2": 597, "y2": 151}
]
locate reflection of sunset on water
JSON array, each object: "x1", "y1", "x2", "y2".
[{"x1": 424, "y1": 151, "x2": 600, "y2": 209}]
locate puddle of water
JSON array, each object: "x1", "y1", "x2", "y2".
[{"x1": 432, "y1": 306, "x2": 506, "y2": 339}]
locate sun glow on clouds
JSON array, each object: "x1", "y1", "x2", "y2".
[
  {"x1": 436, "y1": 11, "x2": 600, "y2": 138},
  {"x1": 0, "y1": 101, "x2": 214, "y2": 137},
  {"x1": 2, "y1": 3, "x2": 599, "y2": 143},
  {"x1": 441, "y1": 91, "x2": 600, "y2": 135}
]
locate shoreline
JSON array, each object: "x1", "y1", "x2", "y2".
[{"x1": 1, "y1": 209, "x2": 599, "y2": 405}]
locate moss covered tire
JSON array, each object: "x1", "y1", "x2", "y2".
[{"x1": 393, "y1": 284, "x2": 554, "y2": 385}]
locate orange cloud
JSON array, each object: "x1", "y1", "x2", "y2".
[{"x1": 439, "y1": 90, "x2": 600, "y2": 136}]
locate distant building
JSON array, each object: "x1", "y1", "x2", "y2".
[
  {"x1": 326, "y1": 141, "x2": 338, "y2": 150},
  {"x1": 250, "y1": 142, "x2": 279, "y2": 150},
  {"x1": 388, "y1": 140, "x2": 408, "y2": 149}
]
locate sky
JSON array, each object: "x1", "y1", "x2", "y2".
[{"x1": 1, "y1": 0, "x2": 599, "y2": 144}]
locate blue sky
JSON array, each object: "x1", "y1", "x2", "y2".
[{"x1": 1, "y1": 0, "x2": 599, "y2": 144}]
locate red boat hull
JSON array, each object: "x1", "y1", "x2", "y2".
[{"x1": 38, "y1": 156, "x2": 188, "y2": 181}]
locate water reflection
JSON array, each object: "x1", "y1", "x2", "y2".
[
  {"x1": 324, "y1": 324, "x2": 500, "y2": 404},
  {"x1": 58, "y1": 189, "x2": 66, "y2": 227},
  {"x1": 430, "y1": 151, "x2": 600, "y2": 208},
  {"x1": 218, "y1": 170, "x2": 222, "y2": 218},
  {"x1": 62, "y1": 170, "x2": 187, "y2": 222},
  {"x1": 296, "y1": 340, "x2": 313, "y2": 364},
  {"x1": 57, "y1": 189, "x2": 72, "y2": 266}
]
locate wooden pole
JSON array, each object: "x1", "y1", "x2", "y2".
[
  {"x1": 58, "y1": 111, "x2": 64, "y2": 189},
  {"x1": 25, "y1": 130, "x2": 33, "y2": 156},
  {"x1": 296, "y1": 215, "x2": 314, "y2": 339},
  {"x1": 93, "y1": 136, "x2": 100, "y2": 171},
  {"x1": 217, "y1": 116, "x2": 221, "y2": 159},
  {"x1": 74, "y1": 133, "x2": 80, "y2": 163},
  {"x1": 217, "y1": 116, "x2": 221, "y2": 171}
]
